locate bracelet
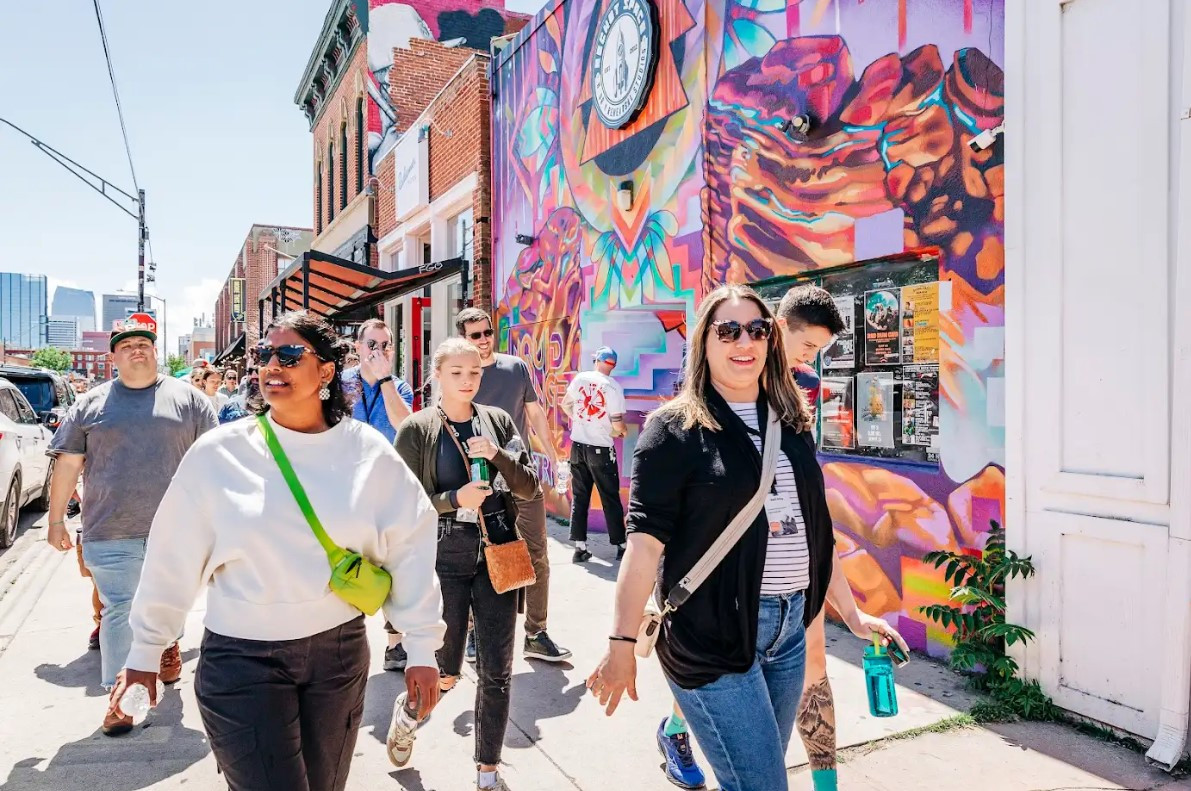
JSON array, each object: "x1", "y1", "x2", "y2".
[
  {"x1": 608, "y1": 635, "x2": 638, "y2": 644},
  {"x1": 376, "y1": 375, "x2": 394, "y2": 386},
  {"x1": 49, "y1": 520, "x2": 66, "y2": 527}
]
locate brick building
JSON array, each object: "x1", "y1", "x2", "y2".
[
  {"x1": 3, "y1": 348, "x2": 113, "y2": 381},
  {"x1": 374, "y1": 43, "x2": 492, "y2": 400},
  {"x1": 213, "y1": 225, "x2": 313, "y2": 366}
]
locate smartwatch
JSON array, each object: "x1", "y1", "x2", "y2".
[{"x1": 376, "y1": 375, "x2": 394, "y2": 386}]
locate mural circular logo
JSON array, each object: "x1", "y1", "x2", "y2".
[{"x1": 589, "y1": 0, "x2": 657, "y2": 130}]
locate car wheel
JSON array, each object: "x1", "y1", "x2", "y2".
[
  {"x1": 31, "y1": 459, "x2": 53, "y2": 512},
  {"x1": 1, "y1": 476, "x2": 19, "y2": 549}
]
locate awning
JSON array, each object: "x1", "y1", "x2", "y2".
[
  {"x1": 213, "y1": 332, "x2": 245, "y2": 365},
  {"x1": 259, "y1": 250, "x2": 468, "y2": 324}
]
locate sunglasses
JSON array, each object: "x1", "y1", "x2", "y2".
[
  {"x1": 365, "y1": 339, "x2": 393, "y2": 352},
  {"x1": 711, "y1": 318, "x2": 774, "y2": 343},
  {"x1": 467, "y1": 328, "x2": 495, "y2": 340},
  {"x1": 251, "y1": 344, "x2": 315, "y2": 368}
]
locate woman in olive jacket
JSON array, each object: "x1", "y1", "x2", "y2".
[{"x1": 393, "y1": 337, "x2": 539, "y2": 791}]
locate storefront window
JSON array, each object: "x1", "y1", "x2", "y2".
[{"x1": 755, "y1": 255, "x2": 943, "y2": 466}]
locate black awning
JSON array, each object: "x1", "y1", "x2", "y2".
[
  {"x1": 259, "y1": 251, "x2": 467, "y2": 323},
  {"x1": 213, "y1": 332, "x2": 246, "y2": 365}
]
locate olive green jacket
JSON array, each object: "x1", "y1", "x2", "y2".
[{"x1": 393, "y1": 404, "x2": 540, "y2": 518}]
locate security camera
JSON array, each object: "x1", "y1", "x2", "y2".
[
  {"x1": 781, "y1": 114, "x2": 812, "y2": 142},
  {"x1": 968, "y1": 122, "x2": 1004, "y2": 152}
]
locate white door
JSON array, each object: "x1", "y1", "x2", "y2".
[{"x1": 3, "y1": 390, "x2": 48, "y2": 498}]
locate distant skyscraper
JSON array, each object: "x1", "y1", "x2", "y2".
[
  {"x1": 101, "y1": 294, "x2": 139, "y2": 331},
  {"x1": 47, "y1": 317, "x2": 80, "y2": 349},
  {"x1": 0, "y1": 272, "x2": 48, "y2": 347},
  {"x1": 51, "y1": 286, "x2": 97, "y2": 333}
]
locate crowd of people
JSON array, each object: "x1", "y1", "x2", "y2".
[{"x1": 42, "y1": 284, "x2": 907, "y2": 791}]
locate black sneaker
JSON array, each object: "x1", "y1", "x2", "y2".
[
  {"x1": 464, "y1": 629, "x2": 477, "y2": 664},
  {"x1": 616, "y1": 544, "x2": 626, "y2": 560},
  {"x1": 66, "y1": 499, "x2": 81, "y2": 518},
  {"x1": 572, "y1": 548, "x2": 593, "y2": 563},
  {"x1": 524, "y1": 631, "x2": 572, "y2": 663},
  {"x1": 384, "y1": 643, "x2": 408, "y2": 672}
]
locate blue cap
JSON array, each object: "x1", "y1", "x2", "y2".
[{"x1": 593, "y1": 346, "x2": 618, "y2": 365}]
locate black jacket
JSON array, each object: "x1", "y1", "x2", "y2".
[{"x1": 626, "y1": 390, "x2": 834, "y2": 689}]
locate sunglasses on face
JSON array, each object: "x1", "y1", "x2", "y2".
[
  {"x1": 365, "y1": 339, "x2": 393, "y2": 352},
  {"x1": 250, "y1": 344, "x2": 314, "y2": 368},
  {"x1": 712, "y1": 318, "x2": 774, "y2": 343},
  {"x1": 467, "y1": 328, "x2": 495, "y2": 340}
]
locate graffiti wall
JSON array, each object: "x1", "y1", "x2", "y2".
[{"x1": 492, "y1": 0, "x2": 1004, "y2": 656}]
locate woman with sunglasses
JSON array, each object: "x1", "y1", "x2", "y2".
[
  {"x1": 111, "y1": 311, "x2": 445, "y2": 791},
  {"x1": 587, "y1": 284, "x2": 838, "y2": 791},
  {"x1": 393, "y1": 337, "x2": 539, "y2": 791}
]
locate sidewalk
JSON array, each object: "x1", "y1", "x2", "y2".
[{"x1": 0, "y1": 512, "x2": 1184, "y2": 790}]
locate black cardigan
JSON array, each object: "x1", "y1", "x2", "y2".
[{"x1": 626, "y1": 390, "x2": 834, "y2": 689}]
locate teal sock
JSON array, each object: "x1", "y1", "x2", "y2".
[
  {"x1": 810, "y1": 768, "x2": 838, "y2": 791},
  {"x1": 663, "y1": 712, "x2": 687, "y2": 737}
]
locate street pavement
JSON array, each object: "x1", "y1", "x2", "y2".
[{"x1": 0, "y1": 508, "x2": 1185, "y2": 790}]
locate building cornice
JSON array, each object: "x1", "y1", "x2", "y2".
[{"x1": 295, "y1": 0, "x2": 364, "y2": 129}]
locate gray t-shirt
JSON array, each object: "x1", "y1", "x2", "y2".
[
  {"x1": 474, "y1": 353, "x2": 538, "y2": 444},
  {"x1": 49, "y1": 375, "x2": 218, "y2": 542}
]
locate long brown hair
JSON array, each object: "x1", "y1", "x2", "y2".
[{"x1": 654, "y1": 284, "x2": 812, "y2": 432}]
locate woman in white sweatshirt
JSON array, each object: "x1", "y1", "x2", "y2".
[{"x1": 109, "y1": 311, "x2": 446, "y2": 791}]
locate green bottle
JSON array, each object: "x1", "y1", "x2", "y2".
[{"x1": 470, "y1": 457, "x2": 490, "y2": 484}]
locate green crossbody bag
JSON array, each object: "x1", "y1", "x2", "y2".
[{"x1": 257, "y1": 415, "x2": 392, "y2": 615}]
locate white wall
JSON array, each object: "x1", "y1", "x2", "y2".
[{"x1": 1005, "y1": 0, "x2": 1191, "y2": 765}]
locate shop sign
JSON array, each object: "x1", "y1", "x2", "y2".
[
  {"x1": 590, "y1": 0, "x2": 658, "y2": 129},
  {"x1": 394, "y1": 129, "x2": 429, "y2": 220},
  {"x1": 230, "y1": 278, "x2": 246, "y2": 322}
]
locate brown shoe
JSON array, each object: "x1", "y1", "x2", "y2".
[
  {"x1": 103, "y1": 709, "x2": 133, "y2": 736},
  {"x1": 159, "y1": 643, "x2": 182, "y2": 685}
]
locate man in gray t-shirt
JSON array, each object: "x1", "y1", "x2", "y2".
[{"x1": 44, "y1": 316, "x2": 216, "y2": 734}]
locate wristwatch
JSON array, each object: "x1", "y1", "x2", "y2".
[{"x1": 376, "y1": 375, "x2": 394, "y2": 386}]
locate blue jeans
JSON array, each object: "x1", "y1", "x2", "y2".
[
  {"x1": 83, "y1": 537, "x2": 148, "y2": 688},
  {"x1": 668, "y1": 592, "x2": 807, "y2": 791}
]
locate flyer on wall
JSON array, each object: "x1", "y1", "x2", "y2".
[
  {"x1": 819, "y1": 376, "x2": 855, "y2": 449},
  {"x1": 901, "y1": 283, "x2": 940, "y2": 363},
  {"x1": 864, "y1": 289, "x2": 902, "y2": 365},
  {"x1": 822, "y1": 295, "x2": 856, "y2": 369},
  {"x1": 901, "y1": 364, "x2": 940, "y2": 448},
  {"x1": 856, "y1": 372, "x2": 895, "y2": 449}
]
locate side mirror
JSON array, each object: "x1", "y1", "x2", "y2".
[{"x1": 41, "y1": 412, "x2": 59, "y2": 429}]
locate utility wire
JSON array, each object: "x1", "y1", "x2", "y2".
[{"x1": 91, "y1": 0, "x2": 140, "y2": 193}]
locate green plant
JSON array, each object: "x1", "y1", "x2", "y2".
[
  {"x1": 919, "y1": 520, "x2": 1055, "y2": 721},
  {"x1": 30, "y1": 347, "x2": 71, "y2": 372},
  {"x1": 167, "y1": 354, "x2": 188, "y2": 376}
]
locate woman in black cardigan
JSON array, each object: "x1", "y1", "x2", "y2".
[
  {"x1": 587, "y1": 284, "x2": 902, "y2": 791},
  {"x1": 394, "y1": 337, "x2": 539, "y2": 791}
]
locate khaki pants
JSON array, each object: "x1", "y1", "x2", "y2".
[{"x1": 517, "y1": 494, "x2": 549, "y2": 635}]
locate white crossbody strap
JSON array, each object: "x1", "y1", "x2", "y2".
[{"x1": 662, "y1": 407, "x2": 780, "y2": 613}]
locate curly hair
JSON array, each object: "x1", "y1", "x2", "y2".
[{"x1": 249, "y1": 311, "x2": 352, "y2": 426}]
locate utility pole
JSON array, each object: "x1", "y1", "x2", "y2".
[{"x1": 137, "y1": 189, "x2": 146, "y2": 312}]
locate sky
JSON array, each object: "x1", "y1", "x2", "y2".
[{"x1": 0, "y1": 0, "x2": 541, "y2": 357}]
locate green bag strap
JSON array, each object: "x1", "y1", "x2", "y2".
[{"x1": 256, "y1": 414, "x2": 341, "y2": 560}]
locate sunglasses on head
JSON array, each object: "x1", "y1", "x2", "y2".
[
  {"x1": 467, "y1": 328, "x2": 495, "y2": 340},
  {"x1": 365, "y1": 339, "x2": 393, "y2": 352},
  {"x1": 711, "y1": 318, "x2": 774, "y2": 342},
  {"x1": 250, "y1": 344, "x2": 314, "y2": 368}
]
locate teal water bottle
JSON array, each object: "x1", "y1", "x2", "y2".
[{"x1": 864, "y1": 634, "x2": 899, "y2": 717}]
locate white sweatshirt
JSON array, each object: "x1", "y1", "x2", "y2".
[{"x1": 126, "y1": 413, "x2": 445, "y2": 672}]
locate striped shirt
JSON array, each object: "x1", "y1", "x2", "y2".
[{"x1": 727, "y1": 402, "x2": 811, "y2": 595}]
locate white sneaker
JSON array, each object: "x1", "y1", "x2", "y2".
[
  {"x1": 478, "y1": 778, "x2": 511, "y2": 791},
  {"x1": 386, "y1": 692, "x2": 419, "y2": 768}
]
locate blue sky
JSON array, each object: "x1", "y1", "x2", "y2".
[{"x1": 1, "y1": 0, "x2": 540, "y2": 353}]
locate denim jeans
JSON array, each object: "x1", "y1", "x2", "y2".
[
  {"x1": 668, "y1": 592, "x2": 807, "y2": 791},
  {"x1": 435, "y1": 519, "x2": 518, "y2": 765},
  {"x1": 194, "y1": 617, "x2": 370, "y2": 791},
  {"x1": 82, "y1": 537, "x2": 148, "y2": 688}
]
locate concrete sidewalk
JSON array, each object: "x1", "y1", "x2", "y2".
[{"x1": 0, "y1": 512, "x2": 1183, "y2": 790}]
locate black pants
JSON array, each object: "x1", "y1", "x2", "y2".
[
  {"x1": 194, "y1": 617, "x2": 369, "y2": 791},
  {"x1": 435, "y1": 519, "x2": 518, "y2": 765},
  {"x1": 568, "y1": 441, "x2": 626, "y2": 545}
]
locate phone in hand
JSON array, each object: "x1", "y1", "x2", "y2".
[{"x1": 887, "y1": 640, "x2": 910, "y2": 668}]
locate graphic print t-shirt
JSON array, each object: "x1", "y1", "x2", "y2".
[
  {"x1": 565, "y1": 370, "x2": 625, "y2": 447},
  {"x1": 727, "y1": 402, "x2": 811, "y2": 595}
]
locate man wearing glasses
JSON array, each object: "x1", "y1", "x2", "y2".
[{"x1": 341, "y1": 317, "x2": 415, "y2": 671}]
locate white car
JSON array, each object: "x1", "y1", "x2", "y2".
[{"x1": 0, "y1": 377, "x2": 53, "y2": 548}]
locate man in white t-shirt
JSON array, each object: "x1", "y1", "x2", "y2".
[{"x1": 562, "y1": 346, "x2": 627, "y2": 562}]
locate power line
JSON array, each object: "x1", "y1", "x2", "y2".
[{"x1": 91, "y1": 0, "x2": 139, "y2": 193}]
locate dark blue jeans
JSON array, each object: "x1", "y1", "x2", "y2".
[{"x1": 668, "y1": 592, "x2": 807, "y2": 791}]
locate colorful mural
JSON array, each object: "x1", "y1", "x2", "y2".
[{"x1": 492, "y1": 0, "x2": 1004, "y2": 656}]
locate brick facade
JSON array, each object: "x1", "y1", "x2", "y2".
[{"x1": 311, "y1": 44, "x2": 370, "y2": 237}]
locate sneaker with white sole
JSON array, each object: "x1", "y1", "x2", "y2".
[
  {"x1": 478, "y1": 777, "x2": 511, "y2": 791},
  {"x1": 464, "y1": 629, "x2": 477, "y2": 664},
  {"x1": 386, "y1": 692, "x2": 419, "y2": 768},
  {"x1": 523, "y1": 631, "x2": 572, "y2": 662}
]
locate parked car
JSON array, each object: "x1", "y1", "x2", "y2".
[
  {"x1": 0, "y1": 377, "x2": 53, "y2": 547},
  {"x1": 0, "y1": 365, "x2": 75, "y2": 432}
]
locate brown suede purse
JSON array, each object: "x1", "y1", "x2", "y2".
[{"x1": 442, "y1": 411, "x2": 537, "y2": 595}]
